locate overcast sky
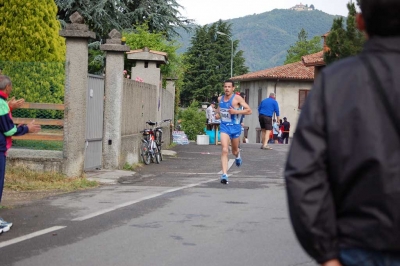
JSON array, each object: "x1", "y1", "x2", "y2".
[{"x1": 178, "y1": 0, "x2": 355, "y2": 25}]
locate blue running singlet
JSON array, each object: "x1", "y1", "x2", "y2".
[{"x1": 219, "y1": 95, "x2": 241, "y2": 139}]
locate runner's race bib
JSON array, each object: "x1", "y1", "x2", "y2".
[{"x1": 220, "y1": 108, "x2": 231, "y2": 123}]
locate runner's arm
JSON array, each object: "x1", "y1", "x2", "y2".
[
  {"x1": 214, "y1": 97, "x2": 222, "y2": 119},
  {"x1": 232, "y1": 97, "x2": 252, "y2": 115}
]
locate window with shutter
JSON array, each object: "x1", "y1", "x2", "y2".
[
  {"x1": 258, "y1": 88, "x2": 262, "y2": 106},
  {"x1": 298, "y1": 90, "x2": 310, "y2": 109}
]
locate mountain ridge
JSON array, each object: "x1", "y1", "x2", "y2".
[{"x1": 175, "y1": 9, "x2": 340, "y2": 72}]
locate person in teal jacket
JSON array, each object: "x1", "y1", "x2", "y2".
[{"x1": 0, "y1": 75, "x2": 41, "y2": 234}]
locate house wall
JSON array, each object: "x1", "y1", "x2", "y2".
[{"x1": 240, "y1": 80, "x2": 313, "y2": 143}]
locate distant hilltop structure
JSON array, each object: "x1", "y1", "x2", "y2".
[{"x1": 290, "y1": 3, "x2": 315, "y2": 11}]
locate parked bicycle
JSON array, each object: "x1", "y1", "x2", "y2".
[
  {"x1": 154, "y1": 119, "x2": 172, "y2": 161},
  {"x1": 140, "y1": 121, "x2": 160, "y2": 165}
]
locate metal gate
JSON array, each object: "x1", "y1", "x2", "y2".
[{"x1": 84, "y1": 74, "x2": 104, "y2": 170}]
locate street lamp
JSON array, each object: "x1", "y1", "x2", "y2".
[{"x1": 216, "y1": 31, "x2": 233, "y2": 78}]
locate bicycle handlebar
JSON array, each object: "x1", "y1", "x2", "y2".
[{"x1": 146, "y1": 119, "x2": 172, "y2": 126}]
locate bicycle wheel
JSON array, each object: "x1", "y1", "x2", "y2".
[
  {"x1": 154, "y1": 147, "x2": 161, "y2": 164},
  {"x1": 141, "y1": 142, "x2": 151, "y2": 165},
  {"x1": 158, "y1": 145, "x2": 163, "y2": 161},
  {"x1": 155, "y1": 131, "x2": 162, "y2": 147}
]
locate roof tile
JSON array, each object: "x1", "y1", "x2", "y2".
[
  {"x1": 232, "y1": 61, "x2": 314, "y2": 81},
  {"x1": 302, "y1": 51, "x2": 325, "y2": 67}
]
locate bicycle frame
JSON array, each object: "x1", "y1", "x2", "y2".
[
  {"x1": 140, "y1": 121, "x2": 161, "y2": 164},
  {"x1": 154, "y1": 119, "x2": 171, "y2": 148}
]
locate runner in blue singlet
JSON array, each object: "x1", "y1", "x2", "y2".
[{"x1": 215, "y1": 80, "x2": 252, "y2": 184}]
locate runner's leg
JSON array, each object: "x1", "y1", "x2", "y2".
[
  {"x1": 220, "y1": 133, "x2": 230, "y2": 175},
  {"x1": 231, "y1": 137, "x2": 240, "y2": 158}
]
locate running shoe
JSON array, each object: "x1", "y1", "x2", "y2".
[
  {"x1": 220, "y1": 174, "x2": 229, "y2": 185},
  {"x1": 235, "y1": 157, "x2": 242, "y2": 167},
  {"x1": 0, "y1": 218, "x2": 12, "y2": 233}
]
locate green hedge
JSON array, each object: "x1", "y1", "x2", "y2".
[{"x1": 178, "y1": 101, "x2": 206, "y2": 140}]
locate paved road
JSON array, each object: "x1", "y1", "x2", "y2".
[{"x1": 0, "y1": 142, "x2": 317, "y2": 266}]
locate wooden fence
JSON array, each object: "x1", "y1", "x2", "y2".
[{"x1": 12, "y1": 102, "x2": 64, "y2": 141}]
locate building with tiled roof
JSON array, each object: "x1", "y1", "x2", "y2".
[
  {"x1": 290, "y1": 3, "x2": 314, "y2": 11},
  {"x1": 231, "y1": 61, "x2": 315, "y2": 143},
  {"x1": 302, "y1": 51, "x2": 324, "y2": 67},
  {"x1": 301, "y1": 32, "x2": 330, "y2": 78},
  {"x1": 302, "y1": 51, "x2": 325, "y2": 78},
  {"x1": 232, "y1": 61, "x2": 314, "y2": 82}
]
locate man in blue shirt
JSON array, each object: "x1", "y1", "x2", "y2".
[{"x1": 258, "y1": 92, "x2": 279, "y2": 149}]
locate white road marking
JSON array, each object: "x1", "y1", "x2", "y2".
[
  {"x1": 0, "y1": 159, "x2": 238, "y2": 249},
  {"x1": 74, "y1": 159, "x2": 236, "y2": 221},
  {"x1": 0, "y1": 226, "x2": 66, "y2": 249},
  {"x1": 218, "y1": 159, "x2": 235, "y2": 174}
]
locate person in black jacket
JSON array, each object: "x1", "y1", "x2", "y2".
[
  {"x1": 285, "y1": 1, "x2": 400, "y2": 265},
  {"x1": 281, "y1": 117, "x2": 290, "y2": 144}
]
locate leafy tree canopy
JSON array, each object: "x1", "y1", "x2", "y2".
[
  {"x1": 324, "y1": 2, "x2": 365, "y2": 64},
  {"x1": 284, "y1": 28, "x2": 322, "y2": 65},
  {"x1": 181, "y1": 20, "x2": 248, "y2": 106},
  {"x1": 55, "y1": 0, "x2": 192, "y2": 39}
]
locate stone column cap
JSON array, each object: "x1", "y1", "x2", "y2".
[
  {"x1": 100, "y1": 43, "x2": 130, "y2": 52},
  {"x1": 60, "y1": 29, "x2": 96, "y2": 39},
  {"x1": 100, "y1": 29, "x2": 130, "y2": 52},
  {"x1": 59, "y1": 12, "x2": 96, "y2": 39}
]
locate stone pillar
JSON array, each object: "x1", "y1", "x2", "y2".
[
  {"x1": 166, "y1": 77, "x2": 177, "y2": 96},
  {"x1": 126, "y1": 48, "x2": 167, "y2": 122},
  {"x1": 100, "y1": 29, "x2": 130, "y2": 169},
  {"x1": 60, "y1": 12, "x2": 95, "y2": 177}
]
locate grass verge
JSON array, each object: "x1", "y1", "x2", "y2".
[
  {"x1": 123, "y1": 162, "x2": 143, "y2": 171},
  {"x1": 12, "y1": 140, "x2": 63, "y2": 151},
  {"x1": 5, "y1": 167, "x2": 99, "y2": 192},
  {"x1": 168, "y1": 143, "x2": 177, "y2": 149}
]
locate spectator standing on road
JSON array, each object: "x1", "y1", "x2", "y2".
[
  {"x1": 272, "y1": 119, "x2": 279, "y2": 144},
  {"x1": 281, "y1": 117, "x2": 290, "y2": 144},
  {"x1": 0, "y1": 75, "x2": 41, "y2": 234},
  {"x1": 206, "y1": 101, "x2": 216, "y2": 125},
  {"x1": 258, "y1": 92, "x2": 279, "y2": 150},
  {"x1": 215, "y1": 80, "x2": 252, "y2": 184},
  {"x1": 285, "y1": 1, "x2": 400, "y2": 265}
]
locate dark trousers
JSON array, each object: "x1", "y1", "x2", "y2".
[
  {"x1": 282, "y1": 132, "x2": 289, "y2": 144},
  {"x1": 0, "y1": 154, "x2": 6, "y2": 202},
  {"x1": 340, "y1": 248, "x2": 400, "y2": 266}
]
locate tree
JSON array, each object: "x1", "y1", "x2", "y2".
[
  {"x1": 0, "y1": 0, "x2": 65, "y2": 62},
  {"x1": 55, "y1": 0, "x2": 191, "y2": 39},
  {"x1": 310, "y1": 4, "x2": 315, "y2": 10},
  {"x1": 324, "y1": 2, "x2": 365, "y2": 65},
  {"x1": 181, "y1": 21, "x2": 248, "y2": 106},
  {"x1": 56, "y1": 1, "x2": 191, "y2": 75},
  {"x1": 284, "y1": 28, "x2": 322, "y2": 64},
  {"x1": 0, "y1": 0, "x2": 66, "y2": 107}
]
